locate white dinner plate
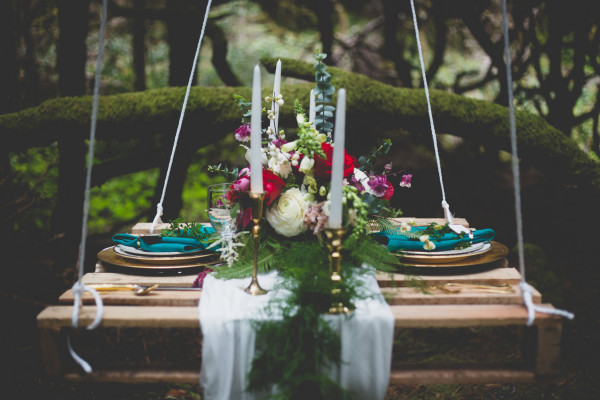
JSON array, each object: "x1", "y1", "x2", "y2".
[{"x1": 115, "y1": 244, "x2": 205, "y2": 257}]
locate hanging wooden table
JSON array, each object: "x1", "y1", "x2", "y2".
[{"x1": 37, "y1": 219, "x2": 563, "y2": 386}]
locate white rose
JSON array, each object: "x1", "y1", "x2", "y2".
[
  {"x1": 266, "y1": 188, "x2": 312, "y2": 237},
  {"x1": 299, "y1": 157, "x2": 314, "y2": 173}
]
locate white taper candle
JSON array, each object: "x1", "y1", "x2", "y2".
[
  {"x1": 251, "y1": 64, "x2": 263, "y2": 193},
  {"x1": 271, "y1": 59, "x2": 282, "y2": 133},
  {"x1": 309, "y1": 89, "x2": 316, "y2": 123},
  {"x1": 329, "y1": 88, "x2": 346, "y2": 229}
]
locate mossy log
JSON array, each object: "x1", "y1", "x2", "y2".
[{"x1": 1, "y1": 58, "x2": 599, "y2": 192}]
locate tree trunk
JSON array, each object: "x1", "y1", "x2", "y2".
[
  {"x1": 54, "y1": 0, "x2": 90, "y2": 252},
  {"x1": 166, "y1": 0, "x2": 202, "y2": 87},
  {"x1": 0, "y1": 0, "x2": 18, "y2": 113},
  {"x1": 133, "y1": 0, "x2": 147, "y2": 92},
  {"x1": 57, "y1": 0, "x2": 89, "y2": 96},
  {"x1": 314, "y1": 0, "x2": 334, "y2": 65}
]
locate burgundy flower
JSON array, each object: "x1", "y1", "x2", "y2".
[
  {"x1": 234, "y1": 124, "x2": 251, "y2": 142},
  {"x1": 400, "y1": 174, "x2": 412, "y2": 188},
  {"x1": 237, "y1": 207, "x2": 253, "y2": 229},
  {"x1": 382, "y1": 181, "x2": 394, "y2": 200},
  {"x1": 193, "y1": 268, "x2": 213, "y2": 288}
]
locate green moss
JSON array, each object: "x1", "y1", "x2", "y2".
[{"x1": 2, "y1": 57, "x2": 599, "y2": 191}]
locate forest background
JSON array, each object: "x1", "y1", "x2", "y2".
[{"x1": 0, "y1": 0, "x2": 598, "y2": 399}]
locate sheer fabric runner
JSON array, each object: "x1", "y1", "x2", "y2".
[{"x1": 198, "y1": 268, "x2": 394, "y2": 400}]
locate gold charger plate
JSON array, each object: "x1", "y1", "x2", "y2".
[
  {"x1": 398, "y1": 242, "x2": 492, "y2": 264},
  {"x1": 98, "y1": 247, "x2": 220, "y2": 269},
  {"x1": 397, "y1": 241, "x2": 508, "y2": 268}
]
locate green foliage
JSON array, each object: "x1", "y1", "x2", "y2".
[
  {"x1": 212, "y1": 230, "x2": 280, "y2": 279},
  {"x1": 313, "y1": 50, "x2": 335, "y2": 134},
  {"x1": 207, "y1": 163, "x2": 240, "y2": 180},
  {"x1": 233, "y1": 94, "x2": 252, "y2": 120},
  {"x1": 89, "y1": 169, "x2": 159, "y2": 234},
  {"x1": 357, "y1": 139, "x2": 393, "y2": 172},
  {"x1": 161, "y1": 218, "x2": 212, "y2": 240}
]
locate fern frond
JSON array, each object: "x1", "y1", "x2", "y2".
[{"x1": 349, "y1": 236, "x2": 398, "y2": 272}]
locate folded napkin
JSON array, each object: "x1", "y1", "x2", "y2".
[
  {"x1": 372, "y1": 227, "x2": 495, "y2": 252},
  {"x1": 113, "y1": 227, "x2": 216, "y2": 253}
]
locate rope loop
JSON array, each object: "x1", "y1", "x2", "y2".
[
  {"x1": 150, "y1": 203, "x2": 164, "y2": 234},
  {"x1": 519, "y1": 282, "x2": 574, "y2": 326},
  {"x1": 441, "y1": 201, "x2": 453, "y2": 224}
]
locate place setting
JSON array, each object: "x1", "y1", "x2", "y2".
[
  {"x1": 95, "y1": 185, "x2": 239, "y2": 274},
  {"x1": 372, "y1": 221, "x2": 509, "y2": 272}
]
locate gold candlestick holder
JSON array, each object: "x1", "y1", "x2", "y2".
[
  {"x1": 324, "y1": 227, "x2": 349, "y2": 314},
  {"x1": 244, "y1": 191, "x2": 268, "y2": 295}
]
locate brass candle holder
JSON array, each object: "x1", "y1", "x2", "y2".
[
  {"x1": 244, "y1": 191, "x2": 268, "y2": 295},
  {"x1": 324, "y1": 227, "x2": 349, "y2": 314}
]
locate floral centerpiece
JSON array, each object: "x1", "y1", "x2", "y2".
[{"x1": 209, "y1": 52, "x2": 412, "y2": 277}]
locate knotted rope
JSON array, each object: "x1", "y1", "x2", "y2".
[
  {"x1": 500, "y1": 0, "x2": 573, "y2": 325},
  {"x1": 150, "y1": 0, "x2": 213, "y2": 234}
]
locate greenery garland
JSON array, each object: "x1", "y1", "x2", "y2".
[{"x1": 244, "y1": 237, "x2": 397, "y2": 400}]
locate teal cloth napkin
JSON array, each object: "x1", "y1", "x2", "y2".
[
  {"x1": 372, "y1": 227, "x2": 495, "y2": 252},
  {"x1": 113, "y1": 226, "x2": 216, "y2": 253}
]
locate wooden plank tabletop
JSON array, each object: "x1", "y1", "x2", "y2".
[
  {"x1": 38, "y1": 303, "x2": 560, "y2": 330},
  {"x1": 58, "y1": 266, "x2": 530, "y2": 306}
]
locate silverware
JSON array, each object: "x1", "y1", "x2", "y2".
[
  {"x1": 436, "y1": 283, "x2": 515, "y2": 294},
  {"x1": 86, "y1": 283, "x2": 201, "y2": 296}
]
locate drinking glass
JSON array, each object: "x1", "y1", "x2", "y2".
[{"x1": 207, "y1": 183, "x2": 236, "y2": 234}]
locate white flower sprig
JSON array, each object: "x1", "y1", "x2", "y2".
[{"x1": 208, "y1": 227, "x2": 247, "y2": 267}]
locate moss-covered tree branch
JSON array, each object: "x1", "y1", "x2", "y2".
[{"x1": 1, "y1": 58, "x2": 599, "y2": 191}]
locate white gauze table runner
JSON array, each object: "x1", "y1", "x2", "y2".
[{"x1": 198, "y1": 267, "x2": 394, "y2": 400}]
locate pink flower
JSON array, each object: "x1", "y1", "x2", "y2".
[
  {"x1": 304, "y1": 201, "x2": 329, "y2": 235},
  {"x1": 227, "y1": 168, "x2": 251, "y2": 203},
  {"x1": 368, "y1": 175, "x2": 389, "y2": 197},
  {"x1": 234, "y1": 124, "x2": 251, "y2": 142},
  {"x1": 400, "y1": 174, "x2": 412, "y2": 188}
]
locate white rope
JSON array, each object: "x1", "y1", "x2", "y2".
[
  {"x1": 501, "y1": 0, "x2": 573, "y2": 325},
  {"x1": 409, "y1": 0, "x2": 453, "y2": 224},
  {"x1": 69, "y1": 0, "x2": 108, "y2": 373},
  {"x1": 150, "y1": 0, "x2": 213, "y2": 234}
]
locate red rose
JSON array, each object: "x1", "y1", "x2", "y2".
[
  {"x1": 382, "y1": 181, "x2": 394, "y2": 200},
  {"x1": 314, "y1": 143, "x2": 355, "y2": 180},
  {"x1": 262, "y1": 169, "x2": 286, "y2": 205}
]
